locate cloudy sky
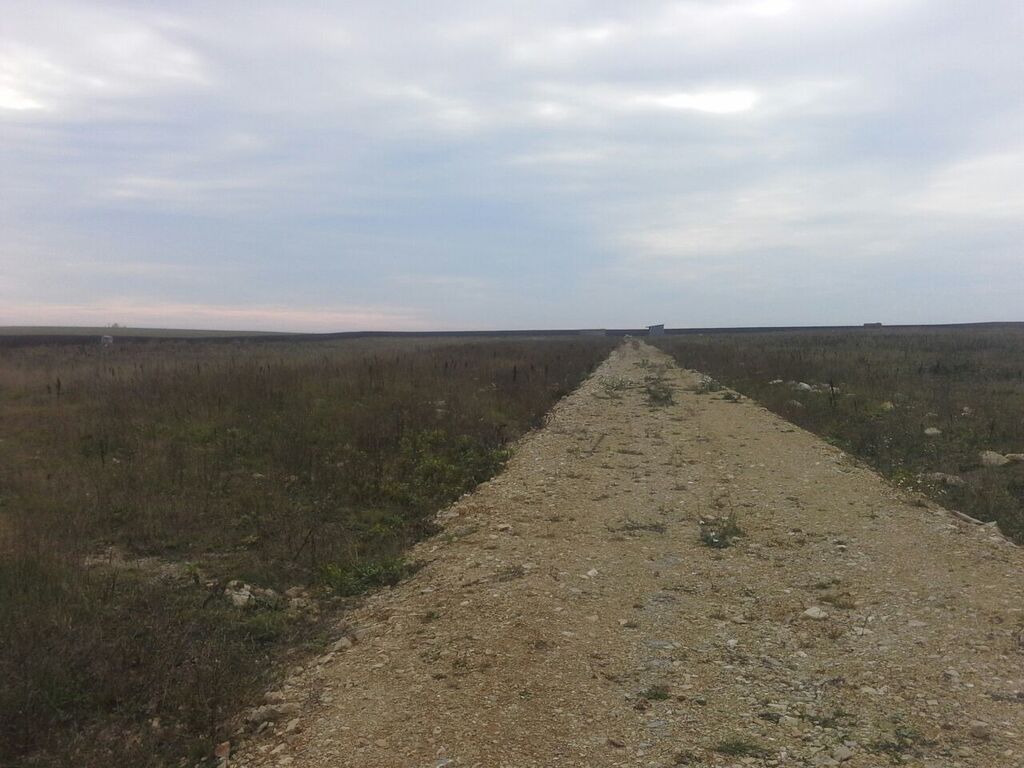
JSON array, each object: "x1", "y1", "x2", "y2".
[{"x1": 2, "y1": 1, "x2": 1022, "y2": 331}]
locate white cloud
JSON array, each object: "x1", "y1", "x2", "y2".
[
  {"x1": 0, "y1": 299, "x2": 427, "y2": 333},
  {"x1": 367, "y1": 83, "x2": 484, "y2": 132},
  {"x1": 509, "y1": 24, "x2": 619, "y2": 65},
  {"x1": 910, "y1": 150, "x2": 1024, "y2": 219},
  {"x1": 106, "y1": 174, "x2": 269, "y2": 205},
  {"x1": 1, "y1": 0, "x2": 1022, "y2": 329},
  {"x1": 0, "y1": 8, "x2": 208, "y2": 117},
  {"x1": 508, "y1": 148, "x2": 609, "y2": 166},
  {"x1": 611, "y1": 168, "x2": 917, "y2": 270},
  {"x1": 634, "y1": 89, "x2": 759, "y2": 114}
]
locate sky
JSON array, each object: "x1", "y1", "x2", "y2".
[{"x1": 1, "y1": 0, "x2": 1022, "y2": 331}]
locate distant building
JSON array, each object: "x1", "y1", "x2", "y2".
[
  {"x1": 100, "y1": 335, "x2": 114, "y2": 346},
  {"x1": 863, "y1": 322, "x2": 883, "y2": 328},
  {"x1": 647, "y1": 324, "x2": 665, "y2": 336}
]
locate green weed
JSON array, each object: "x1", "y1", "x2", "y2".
[{"x1": 699, "y1": 514, "x2": 744, "y2": 548}]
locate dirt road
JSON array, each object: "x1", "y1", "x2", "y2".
[{"x1": 234, "y1": 342, "x2": 1024, "y2": 768}]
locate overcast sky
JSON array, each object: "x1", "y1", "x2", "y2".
[{"x1": 2, "y1": 1, "x2": 1022, "y2": 331}]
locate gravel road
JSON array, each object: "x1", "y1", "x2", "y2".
[{"x1": 233, "y1": 341, "x2": 1023, "y2": 768}]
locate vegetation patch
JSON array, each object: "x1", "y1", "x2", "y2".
[
  {"x1": 713, "y1": 737, "x2": 769, "y2": 757},
  {"x1": 493, "y1": 564, "x2": 527, "y2": 582},
  {"x1": 640, "y1": 684, "x2": 672, "y2": 701},
  {"x1": 820, "y1": 591, "x2": 858, "y2": 610},
  {"x1": 699, "y1": 514, "x2": 744, "y2": 548},
  {"x1": 320, "y1": 557, "x2": 413, "y2": 596},
  {"x1": 644, "y1": 375, "x2": 675, "y2": 406},
  {"x1": 0, "y1": 336, "x2": 613, "y2": 767},
  {"x1": 694, "y1": 376, "x2": 724, "y2": 394},
  {"x1": 608, "y1": 518, "x2": 667, "y2": 534},
  {"x1": 598, "y1": 377, "x2": 631, "y2": 399},
  {"x1": 867, "y1": 720, "x2": 927, "y2": 762}
]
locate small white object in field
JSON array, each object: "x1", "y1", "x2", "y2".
[{"x1": 979, "y1": 450, "x2": 1010, "y2": 467}]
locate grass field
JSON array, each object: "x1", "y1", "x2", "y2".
[
  {"x1": 653, "y1": 327, "x2": 1024, "y2": 542},
  {"x1": 0, "y1": 336, "x2": 613, "y2": 767}
]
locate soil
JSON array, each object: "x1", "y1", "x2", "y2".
[{"x1": 232, "y1": 342, "x2": 1024, "y2": 768}]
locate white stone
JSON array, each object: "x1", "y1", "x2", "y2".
[
  {"x1": 980, "y1": 450, "x2": 1010, "y2": 467},
  {"x1": 929, "y1": 472, "x2": 965, "y2": 487},
  {"x1": 833, "y1": 745, "x2": 855, "y2": 762}
]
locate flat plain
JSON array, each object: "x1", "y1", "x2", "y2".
[{"x1": 2, "y1": 331, "x2": 1022, "y2": 767}]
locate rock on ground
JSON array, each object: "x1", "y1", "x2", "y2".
[{"x1": 980, "y1": 450, "x2": 1011, "y2": 467}]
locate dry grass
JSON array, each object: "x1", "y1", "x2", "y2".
[{"x1": 0, "y1": 336, "x2": 613, "y2": 767}]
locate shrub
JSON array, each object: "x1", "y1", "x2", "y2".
[
  {"x1": 699, "y1": 515, "x2": 744, "y2": 548},
  {"x1": 320, "y1": 557, "x2": 412, "y2": 596},
  {"x1": 644, "y1": 376, "x2": 675, "y2": 406}
]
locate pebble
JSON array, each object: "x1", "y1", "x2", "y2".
[
  {"x1": 802, "y1": 606, "x2": 828, "y2": 620},
  {"x1": 832, "y1": 745, "x2": 855, "y2": 762},
  {"x1": 247, "y1": 703, "x2": 300, "y2": 725},
  {"x1": 331, "y1": 636, "x2": 354, "y2": 652},
  {"x1": 969, "y1": 720, "x2": 992, "y2": 740}
]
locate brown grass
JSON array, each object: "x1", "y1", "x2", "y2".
[{"x1": 0, "y1": 336, "x2": 613, "y2": 766}]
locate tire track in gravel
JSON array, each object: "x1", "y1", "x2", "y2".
[{"x1": 233, "y1": 341, "x2": 1024, "y2": 768}]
